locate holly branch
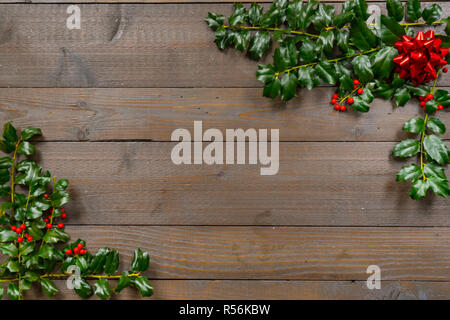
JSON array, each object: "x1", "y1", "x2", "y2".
[
  {"x1": 0, "y1": 123, "x2": 153, "y2": 300},
  {"x1": 206, "y1": 0, "x2": 450, "y2": 200}
]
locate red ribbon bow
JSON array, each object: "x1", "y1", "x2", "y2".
[{"x1": 393, "y1": 31, "x2": 448, "y2": 86}]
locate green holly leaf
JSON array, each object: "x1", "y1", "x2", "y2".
[
  {"x1": 50, "y1": 190, "x2": 70, "y2": 208},
  {"x1": 396, "y1": 164, "x2": 422, "y2": 182},
  {"x1": 402, "y1": 117, "x2": 425, "y2": 134},
  {"x1": 40, "y1": 278, "x2": 59, "y2": 297},
  {"x1": 428, "y1": 176, "x2": 450, "y2": 198},
  {"x1": 132, "y1": 276, "x2": 153, "y2": 297},
  {"x1": 0, "y1": 229, "x2": 18, "y2": 242},
  {"x1": 131, "y1": 248, "x2": 150, "y2": 272},
  {"x1": 392, "y1": 139, "x2": 420, "y2": 158},
  {"x1": 0, "y1": 243, "x2": 18, "y2": 257},
  {"x1": 20, "y1": 127, "x2": 42, "y2": 141},
  {"x1": 424, "y1": 163, "x2": 447, "y2": 181},
  {"x1": 394, "y1": 87, "x2": 412, "y2": 107},
  {"x1": 350, "y1": 18, "x2": 377, "y2": 51},
  {"x1": 7, "y1": 283, "x2": 20, "y2": 300},
  {"x1": 311, "y1": 3, "x2": 334, "y2": 30},
  {"x1": 406, "y1": 84, "x2": 431, "y2": 98},
  {"x1": 248, "y1": 31, "x2": 271, "y2": 60},
  {"x1": 315, "y1": 61, "x2": 337, "y2": 85},
  {"x1": 425, "y1": 100, "x2": 438, "y2": 114},
  {"x1": 115, "y1": 273, "x2": 132, "y2": 293},
  {"x1": 54, "y1": 178, "x2": 69, "y2": 191},
  {"x1": 17, "y1": 141, "x2": 35, "y2": 156},
  {"x1": 274, "y1": 41, "x2": 298, "y2": 72},
  {"x1": 0, "y1": 157, "x2": 13, "y2": 169},
  {"x1": 228, "y1": 3, "x2": 247, "y2": 27},
  {"x1": 352, "y1": 96, "x2": 370, "y2": 113},
  {"x1": 337, "y1": 30, "x2": 350, "y2": 53},
  {"x1": 379, "y1": 15, "x2": 405, "y2": 45},
  {"x1": 27, "y1": 223, "x2": 44, "y2": 241},
  {"x1": 19, "y1": 241, "x2": 35, "y2": 256},
  {"x1": 427, "y1": 117, "x2": 446, "y2": 135},
  {"x1": 314, "y1": 30, "x2": 335, "y2": 58},
  {"x1": 6, "y1": 260, "x2": 19, "y2": 272},
  {"x1": 351, "y1": 0, "x2": 370, "y2": 20},
  {"x1": 410, "y1": 179, "x2": 429, "y2": 200},
  {"x1": 423, "y1": 135, "x2": 449, "y2": 165},
  {"x1": 297, "y1": 68, "x2": 317, "y2": 90},
  {"x1": 94, "y1": 279, "x2": 111, "y2": 300},
  {"x1": 74, "y1": 278, "x2": 93, "y2": 299},
  {"x1": 386, "y1": 0, "x2": 404, "y2": 22},
  {"x1": 280, "y1": 73, "x2": 298, "y2": 101},
  {"x1": 248, "y1": 3, "x2": 263, "y2": 26},
  {"x1": 422, "y1": 4, "x2": 442, "y2": 25},
  {"x1": 233, "y1": 30, "x2": 251, "y2": 52},
  {"x1": 205, "y1": 12, "x2": 225, "y2": 30},
  {"x1": 263, "y1": 78, "x2": 282, "y2": 99},
  {"x1": 0, "y1": 286, "x2": 3, "y2": 300},
  {"x1": 260, "y1": 4, "x2": 282, "y2": 28},
  {"x1": 256, "y1": 64, "x2": 276, "y2": 84},
  {"x1": 406, "y1": 0, "x2": 421, "y2": 22},
  {"x1": 3, "y1": 122, "x2": 18, "y2": 144},
  {"x1": 76, "y1": 256, "x2": 90, "y2": 275},
  {"x1": 352, "y1": 55, "x2": 373, "y2": 82},
  {"x1": 89, "y1": 247, "x2": 110, "y2": 274},
  {"x1": 43, "y1": 229, "x2": 69, "y2": 244},
  {"x1": 104, "y1": 249, "x2": 120, "y2": 275},
  {"x1": 299, "y1": 38, "x2": 315, "y2": 62},
  {"x1": 297, "y1": 0, "x2": 317, "y2": 30},
  {"x1": 372, "y1": 46, "x2": 399, "y2": 79},
  {"x1": 214, "y1": 27, "x2": 231, "y2": 50},
  {"x1": 286, "y1": 0, "x2": 303, "y2": 30},
  {"x1": 333, "y1": 10, "x2": 354, "y2": 28}
]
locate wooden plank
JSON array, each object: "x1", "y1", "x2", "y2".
[
  {"x1": 0, "y1": 1, "x2": 440, "y2": 4},
  {"x1": 21, "y1": 280, "x2": 450, "y2": 300},
  {"x1": 11, "y1": 225, "x2": 449, "y2": 280},
  {"x1": 9, "y1": 141, "x2": 449, "y2": 227},
  {"x1": 0, "y1": 3, "x2": 447, "y2": 87},
  {"x1": 2, "y1": 87, "x2": 450, "y2": 142}
]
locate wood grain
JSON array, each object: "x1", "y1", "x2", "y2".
[
  {"x1": 21, "y1": 280, "x2": 450, "y2": 300},
  {"x1": 12, "y1": 225, "x2": 448, "y2": 281},
  {"x1": 7, "y1": 141, "x2": 447, "y2": 227},
  {"x1": 0, "y1": 1, "x2": 439, "y2": 3},
  {"x1": 1, "y1": 87, "x2": 449, "y2": 142},
  {"x1": 0, "y1": 3, "x2": 447, "y2": 88}
]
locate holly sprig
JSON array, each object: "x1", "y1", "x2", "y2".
[
  {"x1": 0, "y1": 122, "x2": 153, "y2": 300},
  {"x1": 206, "y1": 0, "x2": 450, "y2": 200}
]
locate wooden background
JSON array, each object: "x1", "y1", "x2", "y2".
[{"x1": 1, "y1": 0, "x2": 449, "y2": 299}]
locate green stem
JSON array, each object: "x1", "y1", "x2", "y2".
[
  {"x1": 39, "y1": 272, "x2": 142, "y2": 280},
  {"x1": 222, "y1": 25, "x2": 320, "y2": 38},
  {"x1": 420, "y1": 114, "x2": 429, "y2": 181},
  {"x1": 275, "y1": 47, "x2": 381, "y2": 77},
  {"x1": 9, "y1": 137, "x2": 22, "y2": 210}
]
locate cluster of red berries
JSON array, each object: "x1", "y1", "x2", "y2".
[
  {"x1": 418, "y1": 93, "x2": 444, "y2": 111},
  {"x1": 66, "y1": 243, "x2": 86, "y2": 256},
  {"x1": 331, "y1": 80, "x2": 364, "y2": 112},
  {"x1": 44, "y1": 203, "x2": 67, "y2": 230},
  {"x1": 11, "y1": 224, "x2": 33, "y2": 243}
]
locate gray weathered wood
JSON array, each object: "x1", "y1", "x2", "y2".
[
  {"x1": 4, "y1": 141, "x2": 446, "y2": 226},
  {"x1": 1, "y1": 87, "x2": 449, "y2": 142}
]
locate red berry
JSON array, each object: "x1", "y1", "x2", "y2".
[
  {"x1": 80, "y1": 249, "x2": 86, "y2": 255},
  {"x1": 20, "y1": 224, "x2": 26, "y2": 230},
  {"x1": 419, "y1": 96, "x2": 425, "y2": 101},
  {"x1": 354, "y1": 84, "x2": 358, "y2": 89},
  {"x1": 443, "y1": 67, "x2": 448, "y2": 73},
  {"x1": 62, "y1": 208, "x2": 65, "y2": 213},
  {"x1": 50, "y1": 208, "x2": 53, "y2": 213},
  {"x1": 77, "y1": 243, "x2": 83, "y2": 249},
  {"x1": 11, "y1": 226, "x2": 16, "y2": 231},
  {"x1": 16, "y1": 229, "x2": 22, "y2": 234},
  {"x1": 426, "y1": 94, "x2": 434, "y2": 101},
  {"x1": 357, "y1": 88, "x2": 364, "y2": 95},
  {"x1": 420, "y1": 101, "x2": 426, "y2": 107},
  {"x1": 347, "y1": 98, "x2": 354, "y2": 104},
  {"x1": 27, "y1": 236, "x2": 33, "y2": 242},
  {"x1": 340, "y1": 105, "x2": 346, "y2": 112},
  {"x1": 44, "y1": 218, "x2": 49, "y2": 223},
  {"x1": 17, "y1": 237, "x2": 23, "y2": 243},
  {"x1": 334, "y1": 104, "x2": 340, "y2": 110},
  {"x1": 46, "y1": 223, "x2": 52, "y2": 229},
  {"x1": 66, "y1": 249, "x2": 72, "y2": 255},
  {"x1": 332, "y1": 94, "x2": 339, "y2": 99},
  {"x1": 44, "y1": 193, "x2": 49, "y2": 199},
  {"x1": 438, "y1": 104, "x2": 444, "y2": 110},
  {"x1": 331, "y1": 98, "x2": 337, "y2": 104},
  {"x1": 58, "y1": 223, "x2": 64, "y2": 229},
  {"x1": 61, "y1": 213, "x2": 67, "y2": 219},
  {"x1": 74, "y1": 247, "x2": 80, "y2": 255},
  {"x1": 353, "y1": 79, "x2": 360, "y2": 85}
]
